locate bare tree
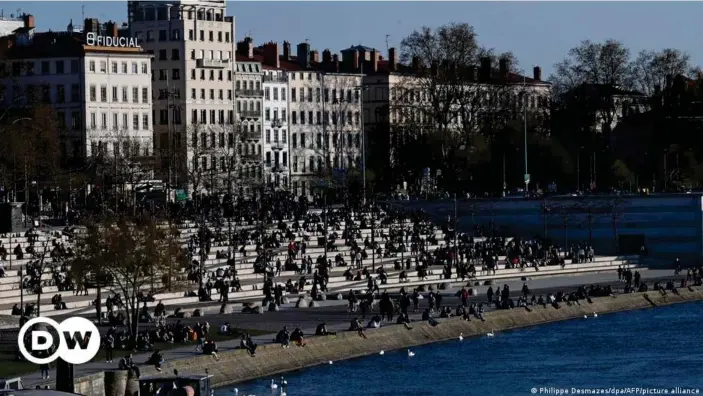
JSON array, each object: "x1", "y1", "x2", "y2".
[
  {"x1": 393, "y1": 22, "x2": 546, "y2": 190},
  {"x1": 0, "y1": 106, "x2": 61, "y2": 208},
  {"x1": 631, "y1": 48, "x2": 692, "y2": 96},
  {"x1": 29, "y1": 238, "x2": 52, "y2": 317},
  {"x1": 293, "y1": 72, "x2": 363, "y2": 193},
  {"x1": 606, "y1": 196, "x2": 627, "y2": 254},
  {"x1": 84, "y1": 126, "x2": 155, "y2": 213},
  {"x1": 69, "y1": 214, "x2": 185, "y2": 335}
]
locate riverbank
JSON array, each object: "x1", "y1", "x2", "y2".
[{"x1": 122, "y1": 286, "x2": 703, "y2": 390}]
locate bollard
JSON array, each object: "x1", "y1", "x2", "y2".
[{"x1": 103, "y1": 370, "x2": 128, "y2": 396}]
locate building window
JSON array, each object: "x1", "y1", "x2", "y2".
[
  {"x1": 143, "y1": 114, "x2": 149, "y2": 129},
  {"x1": 100, "y1": 86, "x2": 107, "y2": 102},
  {"x1": 133, "y1": 114, "x2": 140, "y2": 130},
  {"x1": 142, "y1": 87, "x2": 148, "y2": 103},
  {"x1": 291, "y1": 88, "x2": 296, "y2": 102},
  {"x1": 89, "y1": 85, "x2": 96, "y2": 101},
  {"x1": 132, "y1": 87, "x2": 139, "y2": 103}
]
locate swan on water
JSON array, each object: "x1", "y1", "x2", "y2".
[
  {"x1": 584, "y1": 315, "x2": 587, "y2": 319},
  {"x1": 328, "y1": 361, "x2": 333, "y2": 365},
  {"x1": 486, "y1": 330, "x2": 495, "y2": 337},
  {"x1": 408, "y1": 349, "x2": 415, "y2": 357},
  {"x1": 459, "y1": 333, "x2": 464, "y2": 341},
  {"x1": 270, "y1": 379, "x2": 278, "y2": 390},
  {"x1": 593, "y1": 312, "x2": 598, "y2": 318},
  {"x1": 379, "y1": 350, "x2": 385, "y2": 355},
  {"x1": 232, "y1": 389, "x2": 238, "y2": 395}
]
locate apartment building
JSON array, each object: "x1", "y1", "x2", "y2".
[
  {"x1": 260, "y1": 42, "x2": 289, "y2": 190},
  {"x1": 279, "y1": 42, "x2": 363, "y2": 198},
  {"x1": 234, "y1": 37, "x2": 264, "y2": 193},
  {"x1": 128, "y1": 0, "x2": 237, "y2": 195},
  {"x1": 362, "y1": 47, "x2": 552, "y2": 168},
  {"x1": 0, "y1": 16, "x2": 153, "y2": 162}
]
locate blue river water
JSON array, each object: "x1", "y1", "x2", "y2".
[{"x1": 217, "y1": 302, "x2": 703, "y2": 396}]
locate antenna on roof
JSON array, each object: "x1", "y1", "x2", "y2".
[
  {"x1": 81, "y1": 5, "x2": 85, "y2": 21},
  {"x1": 385, "y1": 35, "x2": 390, "y2": 52}
]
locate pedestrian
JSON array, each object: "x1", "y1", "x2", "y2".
[{"x1": 39, "y1": 363, "x2": 50, "y2": 379}]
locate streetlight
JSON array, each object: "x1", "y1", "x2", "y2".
[{"x1": 355, "y1": 85, "x2": 369, "y2": 205}]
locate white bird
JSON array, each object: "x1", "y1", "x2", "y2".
[
  {"x1": 593, "y1": 312, "x2": 598, "y2": 318},
  {"x1": 233, "y1": 389, "x2": 238, "y2": 395},
  {"x1": 408, "y1": 349, "x2": 415, "y2": 357},
  {"x1": 328, "y1": 361, "x2": 333, "y2": 365},
  {"x1": 584, "y1": 315, "x2": 587, "y2": 319},
  {"x1": 459, "y1": 333, "x2": 464, "y2": 341},
  {"x1": 379, "y1": 350, "x2": 385, "y2": 355},
  {"x1": 270, "y1": 379, "x2": 278, "y2": 390},
  {"x1": 486, "y1": 330, "x2": 495, "y2": 337}
]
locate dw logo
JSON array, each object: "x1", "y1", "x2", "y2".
[{"x1": 18, "y1": 317, "x2": 101, "y2": 365}]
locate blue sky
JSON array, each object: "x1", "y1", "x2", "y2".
[{"x1": 4, "y1": 1, "x2": 703, "y2": 77}]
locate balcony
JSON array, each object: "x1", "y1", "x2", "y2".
[
  {"x1": 265, "y1": 162, "x2": 287, "y2": 173},
  {"x1": 271, "y1": 118, "x2": 284, "y2": 128},
  {"x1": 197, "y1": 58, "x2": 230, "y2": 68},
  {"x1": 241, "y1": 152, "x2": 260, "y2": 162},
  {"x1": 271, "y1": 142, "x2": 286, "y2": 150},
  {"x1": 239, "y1": 110, "x2": 262, "y2": 119},
  {"x1": 238, "y1": 89, "x2": 264, "y2": 98},
  {"x1": 263, "y1": 74, "x2": 288, "y2": 83},
  {"x1": 244, "y1": 131, "x2": 262, "y2": 141}
]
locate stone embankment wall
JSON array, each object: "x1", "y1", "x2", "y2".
[{"x1": 87, "y1": 288, "x2": 703, "y2": 394}]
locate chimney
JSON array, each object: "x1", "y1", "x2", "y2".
[
  {"x1": 296, "y1": 41, "x2": 310, "y2": 67},
  {"x1": 333, "y1": 54, "x2": 340, "y2": 72},
  {"x1": 245, "y1": 37, "x2": 253, "y2": 58},
  {"x1": 23, "y1": 14, "x2": 35, "y2": 29},
  {"x1": 388, "y1": 47, "x2": 398, "y2": 71},
  {"x1": 283, "y1": 41, "x2": 291, "y2": 61},
  {"x1": 430, "y1": 61, "x2": 439, "y2": 76},
  {"x1": 322, "y1": 49, "x2": 332, "y2": 64},
  {"x1": 237, "y1": 38, "x2": 254, "y2": 58},
  {"x1": 468, "y1": 65, "x2": 478, "y2": 81},
  {"x1": 480, "y1": 57, "x2": 491, "y2": 81},
  {"x1": 412, "y1": 56, "x2": 421, "y2": 71},
  {"x1": 263, "y1": 42, "x2": 280, "y2": 69},
  {"x1": 310, "y1": 50, "x2": 319, "y2": 64},
  {"x1": 370, "y1": 48, "x2": 378, "y2": 72},
  {"x1": 533, "y1": 66, "x2": 542, "y2": 81},
  {"x1": 499, "y1": 58, "x2": 509, "y2": 78},
  {"x1": 84, "y1": 18, "x2": 99, "y2": 35},
  {"x1": 352, "y1": 50, "x2": 360, "y2": 70},
  {"x1": 106, "y1": 21, "x2": 118, "y2": 38}
]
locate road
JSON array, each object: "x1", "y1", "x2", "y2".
[{"x1": 23, "y1": 268, "x2": 679, "y2": 388}]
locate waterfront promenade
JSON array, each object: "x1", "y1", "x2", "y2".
[{"x1": 24, "y1": 268, "x2": 677, "y2": 388}]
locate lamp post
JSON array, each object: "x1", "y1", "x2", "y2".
[
  {"x1": 355, "y1": 84, "x2": 369, "y2": 205},
  {"x1": 522, "y1": 75, "x2": 529, "y2": 194}
]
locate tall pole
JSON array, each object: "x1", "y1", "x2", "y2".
[
  {"x1": 502, "y1": 152, "x2": 506, "y2": 196},
  {"x1": 593, "y1": 152, "x2": 597, "y2": 190},
  {"x1": 663, "y1": 150, "x2": 668, "y2": 192},
  {"x1": 577, "y1": 149, "x2": 580, "y2": 191},
  {"x1": 371, "y1": 200, "x2": 375, "y2": 271},
  {"x1": 323, "y1": 193, "x2": 328, "y2": 263},
  {"x1": 359, "y1": 66, "x2": 366, "y2": 205},
  {"x1": 523, "y1": 75, "x2": 528, "y2": 193},
  {"x1": 453, "y1": 193, "x2": 458, "y2": 267}
]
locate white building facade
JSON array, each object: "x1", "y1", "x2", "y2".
[
  {"x1": 234, "y1": 38, "x2": 264, "y2": 193},
  {"x1": 0, "y1": 21, "x2": 153, "y2": 163},
  {"x1": 262, "y1": 68, "x2": 289, "y2": 189},
  {"x1": 128, "y1": 0, "x2": 237, "y2": 195}
]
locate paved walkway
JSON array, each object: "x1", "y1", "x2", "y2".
[{"x1": 23, "y1": 268, "x2": 677, "y2": 387}]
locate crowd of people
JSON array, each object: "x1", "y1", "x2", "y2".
[{"x1": 8, "y1": 188, "x2": 699, "y2": 388}]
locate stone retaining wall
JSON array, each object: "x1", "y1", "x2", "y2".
[{"x1": 94, "y1": 288, "x2": 703, "y2": 392}]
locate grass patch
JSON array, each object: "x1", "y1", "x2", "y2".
[{"x1": 0, "y1": 328, "x2": 272, "y2": 379}]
